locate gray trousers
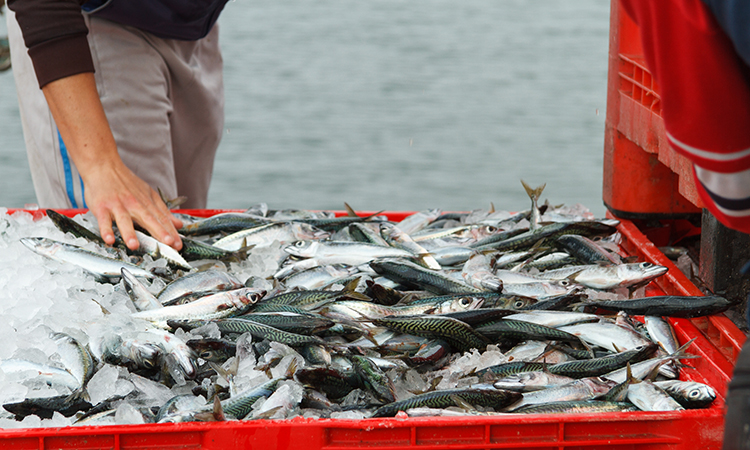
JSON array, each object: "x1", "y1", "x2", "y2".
[{"x1": 6, "y1": 10, "x2": 224, "y2": 209}]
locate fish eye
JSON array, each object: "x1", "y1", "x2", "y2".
[
  {"x1": 143, "y1": 360, "x2": 155, "y2": 369},
  {"x1": 514, "y1": 300, "x2": 525, "y2": 308},
  {"x1": 200, "y1": 351, "x2": 213, "y2": 359},
  {"x1": 294, "y1": 241, "x2": 306, "y2": 247},
  {"x1": 486, "y1": 226, "x2": 497, "y2": 233},
  {"x1": 459, "y1": 297, "x2": 471, "y2": 307},
  {"x1": 689, "y1": 390, "x2": 700, "y2": 398},
  {"x1": 560, "y1": 280, "x2": 570, "y2": 287},
  {"x1": 641, "y1": 262, "x2": 653, "y2": 268}
]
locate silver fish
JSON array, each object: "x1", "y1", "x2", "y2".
[
  {"x1": 541, "y1": 262, "x2": 668, "y2": 290},
  {"x1": 379, "y1": 223, "x2": 441, "y2": 270},
  {"x1": 506, "y1": 377, "x2": 615, "y2": 410},
  {"x1": 134, "y1": 230, "x2": 192, "y2": 270},
  {"x1": 132, "y1": 287, "x2": 266, "y2": 328},
  {"x1": 157, "y1": 269, "x2": 245, "y2": 306},
  {"x1": 213, "y1": 222, "x2": 330, "y2": 251},
  {"x1": 20, "y1": 237, "x2": 154, "y2": 281},
  {"x1": 627, "y1": 379, "x2": 684, "y2": 411},
  {"x1": 493, "y1": 371, "x2": 576, "y2": 392},
  {"x1": 559, "y1": 319, "x2": 653, "y2": 353},
  {"x1": 653, "y1": 380, "x2": 716, "y2": 409}
]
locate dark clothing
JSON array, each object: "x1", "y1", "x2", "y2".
[
  {"x1": 724, "y1": 338, "x2": 750, "y2": 450},
  {"x1": 6, "y1": 0, "x2": 228, "y2": 87}
]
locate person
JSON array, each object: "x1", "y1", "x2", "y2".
[
  {"x1": 620, "y1": 1, "x2": 750, "y2": 448},
  {"x1": 0, "y1": 1, "x2": 10, "y2": 72},
  {"x1": 6, "y1": 0, "x2": 231, "y2": 251}
]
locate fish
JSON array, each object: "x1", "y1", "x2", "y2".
[
  {"x1": 369, "y1": 258, "x2": 482, "y2": 295},
  {"x1": 493, "y1": 371, "x2": 576, "y2": 392},
  {"x1": 20, "y1": 237, "x2": 154, "y2": 282},
  {"x1": 212, "y1": 222, "x2": 330, "y2": 251},
  {"x1": 371, "y1": 387, "x2": 521, "y2": 417},
  {"x1": 134, "y1": 230, "x2": 193, "y2": 270},
  {"x1": 541, "y1": 262, "x2": 668, "y2": 290},
  {"x1": 555, "y1": 234, "x2": 621, "y2": 265},
  {"x1": 372, "y1": 315, "x2": 490, "y2": 353},
  {"x1": 351, "y1": 355, "x2": 396, "y2": 403},
  {"x1": 379, "y1": 223, "x2": 441, "y2": 270},
  {"x1": 511, "y1": 400, "x2": 637, "y2": 414},
  {"x1": 178, "y1": 317, "x2": 327, "y2": 347},
  {"x1": 131, "y1": 287, "x2": 266, "y2": 328},
  {"x1": 506, "y1": 377, "x2": 616, "y2": 411},
  {"x1": 653, "y1": 380, "x2": 716, "y2": 409},
  {"x1": 157, "y1": 269, "x2": 245, "y2": 306},
  {"x1": 520, "y1": 180, "x2": 546, "y2": 231},
  {"x1": 576, "y1": 295, "x2": 733, "y2": 318}
]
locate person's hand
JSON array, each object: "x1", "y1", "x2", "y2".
[
  {"x1": 83, "y1": 159, "x2": 183, "y2": 251},
  {"x1": 42, "y1": 72, "x2": 183, "y2": 251}
]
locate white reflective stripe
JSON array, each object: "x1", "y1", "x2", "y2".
[
  {"x1": 695, "y1": 166, "x2": 750, "y2": 200},
  {"x1": 714, "y1": 203, "x2": 750, "y2": 218},
  {"x1": 668, "y1": 132, "x2": 750, "y2": 162}
]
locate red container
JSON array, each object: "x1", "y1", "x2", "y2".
[
  {"x1": 602, "y1": 0, "x2": 703, "y2": 218},
  {"x1": 0, "y1": 208, "x2": 743, "y2": 449}
]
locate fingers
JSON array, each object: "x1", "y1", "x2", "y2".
[
  {"x1": 89, "y1": 188, "x2": 184, "y2": 251},
  {"x1": 93, "y1": 208, "x2": 117, "y2": 247},
  {"x1": 112, "y1": 207, "x2": 139, "y2": 250},
  {"x1": 135, "y1": 190, "x2": 183, "y2": 251}
]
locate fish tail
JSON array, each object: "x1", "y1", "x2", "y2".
[{"x1": 520, "y1": 180, "x2": 546, "y2": 202}]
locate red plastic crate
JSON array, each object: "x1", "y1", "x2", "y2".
[
  {"x1": 602, "y1": 0, "x2": 703, "y2": 218},
  {"x1": 0, "y1": 207, "x2": 743, "y2": 449}
]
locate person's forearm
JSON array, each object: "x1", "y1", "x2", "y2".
[
  {"x1": 41, "y1": 72, "x2": 182, "y2": 250},
  {"x1": 42, "y1": 72, "x2": 120, "y2": 178}
]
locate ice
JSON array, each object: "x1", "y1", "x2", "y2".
[
  {"x1": 129, "y1": 374, "x2": 175, "y2": 407},
  {"x1": 115, "y1": 402, "x2": 146, "y2": 425},
  {"x1": 250, "y1": 380, "x2": 303, "y2": 419},
  {"x1": 41, "y1": 412, "x2": 72, "y2": 428},
  {"x1": 330, "y1": 410, "x2": 368, "y2": 420},
  {"x1": 86, "y1": 364, "x2": 121, "y2": 405},
  {"x1": 392, "y1": 369, "x2": 426, "y2": 401},
  {"x1": 0, "y1": 382, "x2": 28, "y2": 405}
]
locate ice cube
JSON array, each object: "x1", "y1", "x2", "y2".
[
  {"x1": 87, "y1": 364, "x2": 120, "y2": 405},
  {"x1": 115, "y1": 402, "x2": 146, "y2": 425}
]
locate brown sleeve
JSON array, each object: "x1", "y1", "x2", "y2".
[{"x1": 7, "y1": 0, "x2": 95, "y2": 88}]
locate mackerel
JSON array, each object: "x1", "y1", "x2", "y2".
[
  {"x1": 132, "y1": 287, "x2": 266, "y2": 328},
  {"x1": 371, "y1": 387, "x2": 521, "y2": 417},
  {"x1": 369, "y1": 258, "x2": 482, "y2": 295},
  {"x1": 20, "y1": 237, "x2": 154, "y2": 281}
]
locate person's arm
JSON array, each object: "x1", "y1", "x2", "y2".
[
  {"x1": 8, "y1": 0, "x2": 182, "y2": 250},
  {"x1": 42, "y1": 72, "x2": 183, "y2": 251}
]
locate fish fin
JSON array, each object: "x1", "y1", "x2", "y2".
[
  {"x1": 284, "y1": 359, "x2": 299, "y2": 379},
  {"x1": 158, "y1": 187, "x2": 188, "y2": 209},
  {"x1": 625, "y1": 362, "x2": 639, "y2": 384},
  {"x1": 344, "y1": 202, "x2": 358, "y2": 217},
  {"x1": 212, "y1": 395, "x2": 226, "y2": 421},
  {"x1": 645, "y1": 363, "x2": 661, "y2": 382},
  {"x1": 450, "y1": 394, "x2": 476, "y2": 412},
  {"x1": 489, "y1": 202, "x2": 496, "y2": 214},
  {"x1": 520, "y1": 180, "x2": 546, "y2": 202}
]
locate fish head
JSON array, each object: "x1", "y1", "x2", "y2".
[
  {"x1": 284, "y1": 240, "x2": 317, "y2": 258},
  {"x1": 442, "y1": 296, "x2": 484, "y2": 313},
  {"x1": 230, "y1": 287, "x2": 267, "y2": 308},
  {"x1": 292, "y1": 223, "x2": 331, "y2": 241},
  {"x1": 684, "y1": 383, "x2": 717, "y2": 406},
  {"x1": 616, "y1": 262, "x2": 669, "y2": 287},
  {"x1": 120, "y1": 339, "x2": 162, "y2": 372},
  {"x1": 19, "y1": 237, "x2": 57, "y2": 255}
]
